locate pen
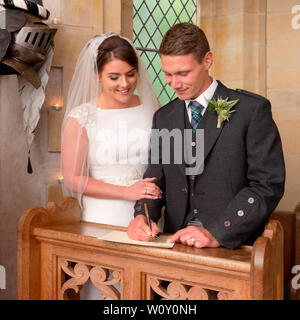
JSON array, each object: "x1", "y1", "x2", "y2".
[
  {"x1": 144, "y1": 203, "x2": 152, "y2": 234},
  {"x1": 144, "y1": 203, "x2": 159, "y2": 239}
]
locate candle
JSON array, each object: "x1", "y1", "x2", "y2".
[
  {"x1": 58, "y1": 176, "x2": 64, "y2": 184},
  {"x1": 56, "y1": 173, "x2": 64, "y2": 184}
]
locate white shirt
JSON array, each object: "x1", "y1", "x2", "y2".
[{"x1": 185, "y1": 77, "x2": 218, "y2": 122}]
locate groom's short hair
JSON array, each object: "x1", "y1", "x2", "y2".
[{"x1": 158, "y1": 22, "x2": 210, "y2": 64}]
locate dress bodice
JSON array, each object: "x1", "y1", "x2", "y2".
[
  {"x1": 68, "y1": 103, "x2": 152, "y2": 184},
  {"x1": 66, "y1": 103, "x2": 153, "y2": 226}
]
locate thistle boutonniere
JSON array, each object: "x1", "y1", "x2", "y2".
[{"x1": 207, "y1": 97, "x2": 239, "y2": 128}]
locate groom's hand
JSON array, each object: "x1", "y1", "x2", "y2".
[
  {"x1": 167, "y1": 226, "x2": 220, "y2": 248},
  {"x1": 127, "y1": 214, "x2": 159, "y2": 241}
]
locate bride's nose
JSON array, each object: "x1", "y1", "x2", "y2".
[{"x1": 120, "y1": 76, "x2": 129, "y2": 88}]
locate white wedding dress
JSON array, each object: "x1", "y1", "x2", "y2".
[
  {"x1": 67, "y1": 102, "x2": 152, "y2": 299},
  {"x1": 68, "y1": 102, "x2": 152, "y2": 225}
]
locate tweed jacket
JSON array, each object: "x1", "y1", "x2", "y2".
[{"x1": 134, "y1": 81, "x2": 285, "y2": 249}]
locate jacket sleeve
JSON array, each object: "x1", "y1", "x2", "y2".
[{"x1": 206, "y1": 99, "x2": 285, "y2": 249}]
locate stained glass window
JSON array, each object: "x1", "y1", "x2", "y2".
[{"x1": 133, "y1": 0, "x2": 197, "y2": 105}]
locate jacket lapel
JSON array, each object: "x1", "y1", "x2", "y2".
[
  {"x1": 166, "y1": 81, "x2": 230, "y2": 177},
  {"x1": 166, "y1": 99, "x2": 188, "y2": 178},
  {"x1": 199, "y1": 81, "x2": 230, "y2": 161}
]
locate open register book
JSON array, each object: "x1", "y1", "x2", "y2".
[{"x1": 98, "y1": 230, "x2": 174, "y2": 248}]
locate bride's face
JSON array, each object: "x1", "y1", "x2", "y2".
[{"x1": 99, "y1": 58, "x2": 138, "y2": 107}]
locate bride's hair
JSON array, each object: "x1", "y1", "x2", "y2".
[{"x1": 96, "y1": 36, "x2": 139, "y2": 74}]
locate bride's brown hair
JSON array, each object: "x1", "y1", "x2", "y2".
[{"x1": 97, "y1": 36, "x2": 139, "y2": 74}]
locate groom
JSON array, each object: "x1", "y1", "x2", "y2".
[{"x1": 127, "y1": 22, "x2": 285, "y2": 249}]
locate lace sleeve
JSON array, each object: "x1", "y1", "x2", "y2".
[{"x1": 67, "y1": 104, "x2": 92, "y2": 129}]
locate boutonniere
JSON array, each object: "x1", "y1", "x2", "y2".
[{"x1": 207, "y1": 97, "x2": 239, "y2": 128}]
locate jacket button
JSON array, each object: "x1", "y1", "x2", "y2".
[
  {"x1": 190, "y1": 158, "x2": 196, "y2": 165},
  {"x1": 248, "y1": 197, "x2": 254, "y2": 204},
  {"x1": 237, "y1": 210, "x2": 244, "y2": 217},
  {"x1": 181, "y1": 187, "x2": 188, "y2": 195},
  {"x1": 224, "y1": 220, "x2": 231, "y2": 227}
]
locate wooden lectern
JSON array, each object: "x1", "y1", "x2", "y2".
[{"x1": 18, "y1": 197, "x2": 284, "y2": 300}]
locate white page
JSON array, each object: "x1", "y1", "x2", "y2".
[{"x1": 98, "y1": 230, "x2": 174, "y2": 248}]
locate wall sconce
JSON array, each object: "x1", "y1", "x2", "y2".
[
  {"x1": 48, "y1": 173, "x2": 64, "y2": 203},
  {"x1": 44, "y1": 66, "x2": 63, "y2": 152},
  {"x1": 44, "y1": 66, "x2": 63, "y2": 112}
]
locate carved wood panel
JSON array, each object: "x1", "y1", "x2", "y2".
[
  {"x1": 58, "y1": 258, "x2": 122, "y2": 300},
  {"x1": 147, "y1": 275, "x2": 232, "y2": 300}
]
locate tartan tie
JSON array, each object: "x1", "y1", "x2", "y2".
[{"x1": 189, "y1": 100, "x2": 204, "y2": 131}]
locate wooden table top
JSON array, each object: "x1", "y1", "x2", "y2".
[{"x1": 34, "y1": 221, "x2": 252, "y2": 273}]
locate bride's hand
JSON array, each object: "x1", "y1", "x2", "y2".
[{"x1": 123, "y1": 177, "x2": 162, "y2": 201}]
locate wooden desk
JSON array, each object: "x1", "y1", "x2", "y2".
[
  {"x1": 271, "y1": 203, "x2": 300, "y2": 299},
  {"x1": 18, "y1": 198, "x2": 283, "y2": 300},
  {"x1": 291, "y1": 203, "x2": 300, "y2": 299}
]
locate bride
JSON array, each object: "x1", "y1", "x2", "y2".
[{"x1": 61, "y1": 33, "x2": 161, "y2": 299}]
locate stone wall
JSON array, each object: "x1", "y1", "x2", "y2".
[
  {"x1": 199, "y1": 0, "x2": 300, "y2": 211},
  {"x1": 266, "y1": 0, "x2": 300, "y2": 211},
  {"x1": 0, "y1": 0, "x2": 127, "y2": 300}
]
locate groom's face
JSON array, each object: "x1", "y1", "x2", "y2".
[{"x1": 161, "y1": 52, "x2": 213, "y2": 101}]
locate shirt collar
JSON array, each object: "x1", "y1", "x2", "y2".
[{"x1": 185, "y1": 77, "x2": 218, "y2": 110}]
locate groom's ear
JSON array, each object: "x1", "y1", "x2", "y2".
[{"x1": 202, "y1": 51, "x2": 213, "y2": 70}]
